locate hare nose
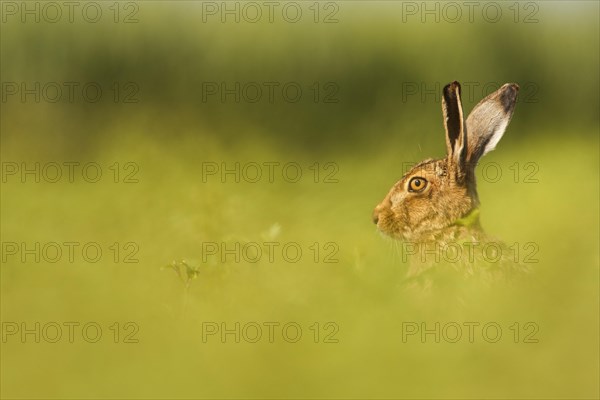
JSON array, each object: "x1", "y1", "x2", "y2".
[{"x1": 372, "y1": 210, "x2": 379, "y2": 225}]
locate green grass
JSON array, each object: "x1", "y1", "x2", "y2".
[
  {"x1": 1, "y1": 127, "x2": 598, "y2": 399},
  {"x1": 1, "y1": 2, "x2": 599, "y2": 398}
]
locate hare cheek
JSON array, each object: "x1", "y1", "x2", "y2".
[
  {"x1": 404, "y1": 196, "x2": 430, "y2": 226},
  {"x1": 390, "y1": 192, "x2": 406, "y2": 208},
  {"x1": 389, "y1": 193, "x2": 411, "y2": 227}
]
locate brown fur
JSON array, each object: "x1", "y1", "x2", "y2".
[{"x1": 373, "y1": 81, "x2": 519, "y2": 245}]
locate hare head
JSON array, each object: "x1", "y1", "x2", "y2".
[{"x1": 373, "y1": 81, "x2": 519, "y2": 242}]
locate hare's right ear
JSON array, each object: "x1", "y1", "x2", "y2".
[
  {"x1": 442, "y1": 81, "x2": 467, "y2": 179},
  {"x1": 465, "y1": 83, "x2": 519, "y2": 166}
]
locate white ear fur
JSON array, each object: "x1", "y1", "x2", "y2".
[
  {"x1": 465, "y1": 83, "x2": 519, "y2": 164},
  {"x1": 481, "y1": 118, "x2": 508, "y2": 157}
]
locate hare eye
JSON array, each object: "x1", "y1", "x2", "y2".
[{"x1": 408, "y1": 177, "x2": 427, "y2": 192}]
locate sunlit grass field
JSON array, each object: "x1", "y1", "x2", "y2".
[
  {"x1": 1, "y1": 1, "x2": 599, "y2": 399},
  {"x1": 2, "y1": 127, "x2": 598, "y2": 399}
]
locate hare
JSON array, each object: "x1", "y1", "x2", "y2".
[{"x1": 373, "y1": 81, "x2": 527, "y2": 283}]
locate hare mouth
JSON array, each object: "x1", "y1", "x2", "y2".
[{"x1": 375, "y1": 221, "x2": 408, "y2": 240}]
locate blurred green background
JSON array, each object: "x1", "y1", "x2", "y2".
[{"x1": 1, "y1": 1, "x2": 598, "y2": 399}]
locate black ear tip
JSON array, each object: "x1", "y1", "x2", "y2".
[
  {"x1": 500, "y1": 84, "x2": 519, "y2": 112},
  {"x1": 504, "y1": 83, "x2": 520, "y2": 94},
  {"x1": 444, "y1": 81, "x2": 462, "y2": 95}
]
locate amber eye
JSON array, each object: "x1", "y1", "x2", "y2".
[{"x1": 408, "y1": 177, "x2": 427, "y2": 192}]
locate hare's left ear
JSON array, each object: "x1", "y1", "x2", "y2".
[
  {"x1": 465, "y1": 83, "x2": 519, "y2": 166},
  {"x1": 442, "y1": 81, "x2": 467, "y2": 178}
]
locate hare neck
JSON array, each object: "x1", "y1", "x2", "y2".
[{"x1": 451, "y1": 208, "x2": 481, "y2": 228}]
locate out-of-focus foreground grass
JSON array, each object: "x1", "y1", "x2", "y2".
[{"x1": 1, "y1": 2, "x2": 599, "y2": 399}]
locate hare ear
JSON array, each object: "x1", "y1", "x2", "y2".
[
  {"x1": 442, "y1": 81, "x2": 467, "y2": 176},
  {"x1": 465, "y1": 83, "x2": 519, "y2": 165}
]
